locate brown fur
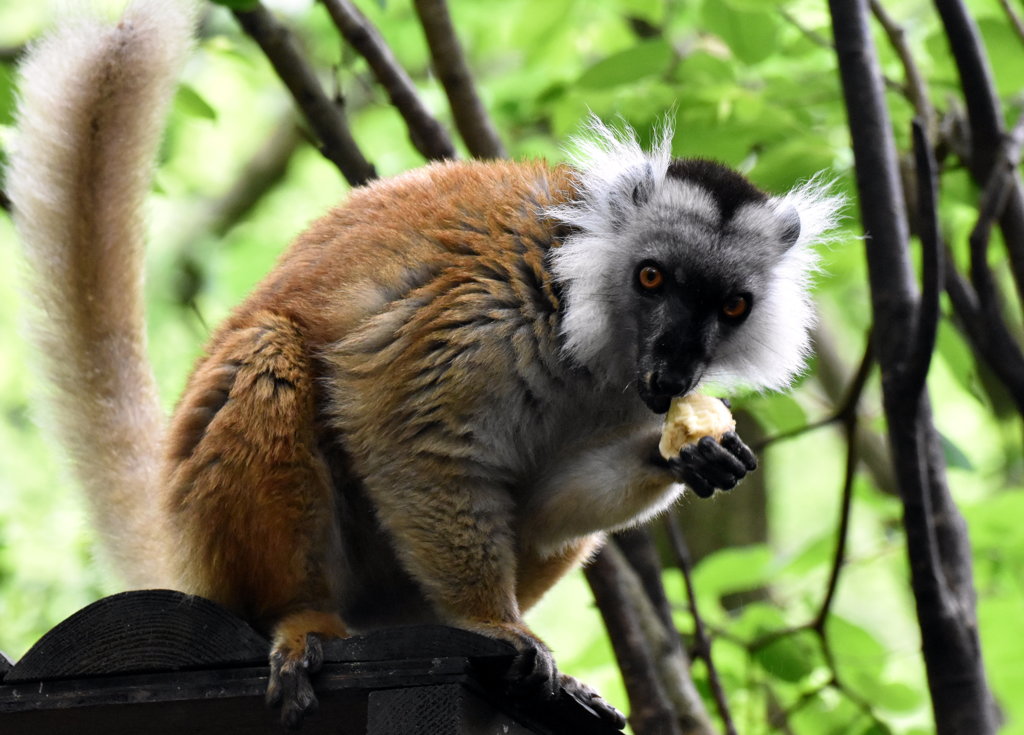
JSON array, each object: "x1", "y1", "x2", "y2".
[{"x1": 159, "y1": 161, "x2": 644, "y2": 714}]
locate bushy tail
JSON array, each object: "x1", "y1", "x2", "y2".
[{"x1": 7, "y1": 0, "x2": 197, "y2": 587}]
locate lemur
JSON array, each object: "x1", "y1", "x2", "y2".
[{"x1": 7, "y1": 0, "x2": 839, "y2": 728}]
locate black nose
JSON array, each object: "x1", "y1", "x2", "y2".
[{"x1": 650, "y1": 370, "x2": 689, "y2": 397}]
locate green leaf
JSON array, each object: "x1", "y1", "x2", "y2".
[
  {"x1": 753, "y1": 630, "x2": 822, "y2": 683},
  {"x1": 826, "y1": 614, "x2": 886, "y2": 680},
  {"x1": 940, "y1": 432, "x2": 974, "y2": 471},
  {"x1": 868, "y1": 682, "x2": 924, "y2": 714},
  {"x1": 977, "y1": 18, "x2": 1024, "y2": 96},
  {"x1": 0, "y1": 64, "x2": 16, "y2": 126},
  {"x1": 692, "y1": 544, "x2": 773, "y2": 599},
  {"x1": 749, "y1": 137, "x2": 837, "y2": 193},
  {"x1": 700, "y1": 1, "x2": 780, "y2": 65},
  {"x1": 737, "y1": 391, "x2": 808, "y2": 436},
  {"x1": 174, "y1": 85, "x2": 217, "y2": 122},
  {"x1": 780, "y1": 534, "x2": 834, "y2": 578},
  {"x1": 577, "y1": 40, "x2": 673, "y2": 90}
]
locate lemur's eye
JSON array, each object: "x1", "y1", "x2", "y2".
[
  {"x1": 721, "y1": 293, "x2": 752, "y2": 321},
  {"x1": 637, "y1": 265, "x2": 664, "y2": 291}
]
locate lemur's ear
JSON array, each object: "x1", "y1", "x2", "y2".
[
  {"x1": 551, "y1": 115, "x2": 672, "y2": 238},
  {"x1": 777, "y1": 204, "x2": 801, "y2": 250},
  {"x1": 773, "y1": 175, "x2": 845, "y2": 253},
  {"x1": 606, "y1": 162, "x2": 655, "y2": 229}
]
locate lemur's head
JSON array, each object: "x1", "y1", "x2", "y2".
[{"x1": 549, "y1": 118, "x2": 842, "y2": 413}]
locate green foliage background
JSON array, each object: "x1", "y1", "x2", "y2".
[{"x1": 0, "y1": 1, "x2": 1022, "y2": 733}]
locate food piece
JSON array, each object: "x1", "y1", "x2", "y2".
[{"x1": 658, "y1": 393, "x2": 737, "y2": 460}]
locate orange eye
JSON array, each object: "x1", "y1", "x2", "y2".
[
  {"x1": 722, "y1": 294, "x2": 751, "y2": 320},
  {"x1": 638, "y1": 265, "x2": 664, "y2": 290}
]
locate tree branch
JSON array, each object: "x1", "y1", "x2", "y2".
[
  {"x1": 940, "y1": 112, "x2": 1024, "y2": 415},
  {"x1": 934, "y1": 0, "x2": 1024, "y2": 311},
  {"x1": 585, "y1": 546, "x2": 692, "y2": 735},
  {"x1": 232, "y1": 3, "x2": 375, "y2": 186},
  {"x1": 614, "y1": 529, "x2": 677, "y2": 633},
  {"x1": 969, "y1": 111, "x2": 1024, "y2": 309},
  {"x1": 321, "y1": 0, "x2": 456, "y2": 161},
  {"x1": 829, "y1": 1, "x2": 998, "y2": 732},
  {"x1": 944, "y1": 260, "x2": 1024, "y2": 414},
  {"x1": 412, "y1": 0, "x2": 506, "y2": 159}
]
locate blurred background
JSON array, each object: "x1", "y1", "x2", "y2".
[{"x1": 0, "y1": 1, "x2": 1022, "y2": 733}]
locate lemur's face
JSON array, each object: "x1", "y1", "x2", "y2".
[
  {"x1": 630, "y1": 253, "x2": 756, "y2": 414},
  {"x1": 626, "y1": 163, "x2": 801, "y2": 413},
  {"x1": 548, "y1": 121, "x2": 841, "y2": 400}
]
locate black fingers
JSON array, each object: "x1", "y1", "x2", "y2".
[
  {"x1": 669, "y1": 432, "x2": 759, "y2": 498},
  {"x1": 722, "y1": 431, "x2": 757, "y2": 471},
  {"x1": 267, "y1": 634, "x2": 324, "y2": 729}
]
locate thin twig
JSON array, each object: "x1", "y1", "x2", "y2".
[
  {"x1": 755, "y1": 331, "x2": 875, "y2": 452},
  {"x1": 778, "y1": 8, "x2": 833, "y2": 49},
  {"x1": 869, "y1": 0, "x2": 935, "y2": 133},
  {"x1": 321, "y1": 0, "x2": 456, "y2": 161},
  {"x1": 665, "y1": 516, "x2": 738, "y2": 735},
  {"x1": 753, "y1": 414, "x2": 838, "y2": 451},
  {"x1": 812, "y1": 372, "x2": 865, "y2": 632},
  {"x1": 0, "y1": 189, "x2": 11, "y2": 213},
  {"x1": 412, "y1": 0, "x2": 506, "y2": 159},
  {"x1": 232, "y1": 3, "x2": 375, "y2": 186},
  {"x1": 813, "y1": 323, "x2": 897, "y2": 495},
  {"x1": 998, "y1": 0, "x2": 1024, "y2": 44}
]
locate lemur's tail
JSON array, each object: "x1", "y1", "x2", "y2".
[{"x1": 7, "y1": 0, "x2": 197, "y2": 587}]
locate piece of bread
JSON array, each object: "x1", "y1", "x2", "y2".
[{"x1": 658, "y1": 393, "x2": 737, "y2": 460}]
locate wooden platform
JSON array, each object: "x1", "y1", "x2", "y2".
[{"x1": 0, "y1": 590, "x2": 620, "y2": 734}]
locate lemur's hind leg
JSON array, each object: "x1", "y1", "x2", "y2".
[{"x1": 163, "y1": 311, "x2": 347, "y2": 727}]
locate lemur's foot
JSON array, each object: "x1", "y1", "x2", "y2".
[
  {"x1": 481, "y1": 622, "x2": 626, "y2": 729},
  {"x1": 670, "y1": 431, "x2": 757, "y2": 498},
  {"x1": 560, "y1": 673, "x2": 627, "y2": 729},
  {"x1": 266, "y1": 611, "x2": 348, "y2": 729},
  {"x1": 470, "y1": 620, "x2": 560, "y2": 700},
  {"x1": 267, "y1": 633, "x2": 323, "y2": 728}
]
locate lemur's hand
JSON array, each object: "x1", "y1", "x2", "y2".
[{"x1": 668, "y1": 432, "x2": 757, "y2": 498}]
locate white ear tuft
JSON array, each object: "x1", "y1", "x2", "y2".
[
  {"x1": 552, "y1": 115, "x2": 674, "y2": 235},
  {"x1": 773, "y1": 174, "x2": 846, "y2": 253}
]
